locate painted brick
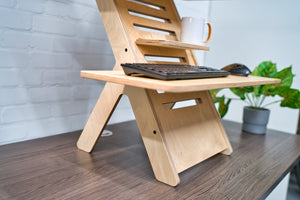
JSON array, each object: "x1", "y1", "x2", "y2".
[
  {"x1": 44, "y1": 1, "x2": 98, "y2": 21},
  {"x1": 68, "y1": 114, "x2": 89, "y2": 131},
  {"x1": 18, "y1": 0, "x2": 45, "y2": 13},
  {"x1": 73, "y1": 85, "x2": 104, "y2": 100},
  {"x1": 73, "y1": 54, "x2": 115, "y2": 70},
  {"x1": 20, "y1": 69, "x2": 42, "y2": 86},
  {"x1": 44, "y1": 1, "x2": 69, "y2": 18},
  {"x1": 0, "y1": 69, "x2": 20, "y2": 86},
  {"x1": 0, "y1": 124, "x2": 27, "y2": 145},
  {"x1": 27, "y1": 114, "x2": 89, "y2": 139},
  {"x1": 0, "y1": 30, "x2": 54, "y2": 50},
  {"x1": 68, "y1": 4, "x2": 100, "y2": 23},
  {"x1": 52, "y1": 37, "x2": 77, "y2": 53},
  {"x1": 1, "y1": 104, "x2": 51, "y2": 123},
  {"x1": 0, "y1": 0, "x2": 135, "y2": 146},
  {"x1": 0, "y1": 0, "x2": 16, "y2": 8},
  {"x1": 42, "y1": 70, "x2": 79, "y2": 85},
  {"x1": 53, "y1": 37, "x2": 112, "y2": 54},
  {"x1": 0, "y1": 88, "x2": 28, "y2": 106},
  {"x1": 28, "y1": 86, "x2": 72, "y2": 102},
  {"x1": 77, "y1": 23, "x2": 106, "y2": 40},
  {"x1": 1, "y1": 30, "x2": 33, "y2": 49},
  {"x1": 69, "y1": 0, "x2": 97, "y2": 7},
  {"x1": 42, "y1": 70, "x2": 68, "y2": 85},
  {"x1": 29, "y1": 52, "x2": 72, "y2": 68},
  {"x1": 32, "y1": 16, "x2": 76, "y2": 36},
  {"x1": 50, "y1": 100, "x2": 91, "y2": 117},
  {"x1": 85, "y1": 40, "x2": 112, "y2": 54},
  {"x1": 82, "y1": 8, "x2": 102, "y2": 24},
  {"x1": 75, "y1": 77, "x2": 106, "y2": 86},
  {"x1": 0, "y1": 50, "x2": 29, "y2": 67},
  {"x1": 0, "y1": 8, "x2": 32, "y2": 30}
]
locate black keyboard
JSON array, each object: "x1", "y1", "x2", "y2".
[{"x1": 121, "y1": 63, "x2": 230, "y2": 80}]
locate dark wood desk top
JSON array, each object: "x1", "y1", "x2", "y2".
[{"x1": 0, "y1": 120, "x2": 300, "y2": 200}]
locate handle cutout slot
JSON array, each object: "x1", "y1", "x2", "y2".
[
  {"x1": 128, "y1": 0, "x2": 165, "y2": 11},
  {"x1": 134, "y1": 25, "x2": 175, "y2": 36},
  {"x1": 129, "y1": 11, "x2": 170, "y2": 23},
  {"x1": 163, "y1": 98, "x2": 202, "y2": 110},
  {"x1": 145, "y1": 56, "x2": 183, "y2": 63}
]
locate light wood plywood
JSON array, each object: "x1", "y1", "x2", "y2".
[
  {"x1": 77, "y1": 82, "x2": 124, "y2": 152},
  {"x1": 146, "y1": 90, "x2": 231, "y2": 173},
  {"x1": 81, "y1": 70, "x2": 281, "y2": 93},
  {"x1": 77, "y1": 0, "x2": 281, "y2": 186},
  {"x1": 136, "y1": 39, "x2": 210, "y2": 51},
  {"x1": 124, "y1": 86, "x2": 180, "y2": 186}
]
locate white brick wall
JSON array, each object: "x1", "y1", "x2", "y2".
[{"x1": 0, "y1": 0, "x2": 135, "y2": 145}]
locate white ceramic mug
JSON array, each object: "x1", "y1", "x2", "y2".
[{"x1": 180, "y1": 17, "x2": 212, "y2": 45}]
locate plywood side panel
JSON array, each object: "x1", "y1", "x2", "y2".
[
  {"x1": 147, "y1": 90, "x2": 229, "y2": 173},
  {"x1": 124, "y1": 86, "x2": 180, "y2": 186}
]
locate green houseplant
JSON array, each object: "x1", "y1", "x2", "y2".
[{"x1": 211, "y1": 61, "x2": 300, "y2": 134}]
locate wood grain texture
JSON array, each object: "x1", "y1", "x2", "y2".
[
  {"x1": 78, "y1": 0, "x2": 281, "y2": 187},
  {"x1": 1, "y1": 120, "x2": 300, "y2": 200},
  {"x1": 77, "y1": 82, "x2": 124, "y2": 152},
  {"x1": 124, "y1": 86, "x2": 180, "y2": 186},
  {"x1": 136, "y1": 39, "x2": 210, "y2": 51},
  {"x1": 80, "y1": 71, "x2": 281, "y2": 93},
  {"x1": 146, "y1": 90, "x2": 231, "y2": 173},
  {"x1": 115, "y1": 0, "x2": 190, "y2": 63},
  {"x1": 95, "y1": 0, "x2": 136, "y2": 69}
]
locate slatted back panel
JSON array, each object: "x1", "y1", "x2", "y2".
[{"x1": 115, "y1": 0, "x2": 196, "y2": 65}]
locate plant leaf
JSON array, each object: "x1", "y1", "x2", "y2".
[
  {"x1": 210, "y1": 89, "x2": 221, "y2": 98},
  {"x1": 261, "y1": 66, "x2": 295, "y2": 97},
  {"x1": 230, "y1": 87, "x2": 247, "y2": 100},
  {"x1": 273, "y1": 66, "x2": 294, "y2": 87},
  {"x1": 277, "y1": 88, "x2": 300, "y2": 109},
  {"x1": 253, "y1": 85, "x2": 263, "y2": 97},
  {"x1": 218, "y1": 96, "x2": 232, "y2": 118},
  {"x1": 210, "y1": 89, "x2": 222, "y2": 103},
  {"x1": 261, "y1": 84, "x2": 277, "y2": 96},
  {"x1": 252, "y1": 61, "x2": 277, "y2": 77},
  {"x1": 251, "y1": 61, "x2": 277, "y2": 97}
]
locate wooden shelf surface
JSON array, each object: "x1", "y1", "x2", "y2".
[
  {"x1": 81, "y1": 70, "x2": 281, "y2": 93},
  {"x1": 136, "y1": 38, "x2": 210, "y2": 51}
]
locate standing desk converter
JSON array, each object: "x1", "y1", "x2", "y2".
[{"x1": 77, "y1": 0, "x2": 280, "y2": 186}]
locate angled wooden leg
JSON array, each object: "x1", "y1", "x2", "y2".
[
  {"x1": 124, "y1": 86, "x2": 180, "y2": 186},
  {"x1": 77, "y1": 82, "x2": 124, "y2": 153}
]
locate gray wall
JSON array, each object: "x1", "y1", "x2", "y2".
[
  {"x1": 206, "y1": 0, "x2": 300, "y2": 134},
  {"x1": 205, "y1": 1, "x2": 300, "y2": 199}
]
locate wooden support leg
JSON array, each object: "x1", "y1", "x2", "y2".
[
  {"x1": 124, "y1": 86, "x2": 180, "y2": 186},
  {"x1": 77, "y1": 82, "x2": 124, "y2": 153},
  {"x1": 125, "y1": 87, "x2": 232, "y2": 186},
  {"x1": 146, "y1": 90, "x2": 233, "y2": 173}
]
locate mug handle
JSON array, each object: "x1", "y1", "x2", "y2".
[{"x1": 203, "y1": 22, "x2": 212, "y2": 43}]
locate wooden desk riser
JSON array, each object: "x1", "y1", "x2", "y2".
[{"x1": 76, "y1": 0, "x2": 280, "y2": 186}]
